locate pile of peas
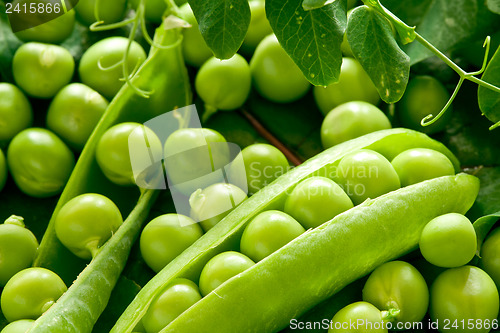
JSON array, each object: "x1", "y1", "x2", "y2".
[{"x1": 0, "y1": 0, "x2": 496, "y2": 332}]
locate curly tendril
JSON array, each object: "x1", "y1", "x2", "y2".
[
  {"x1": 88, "y1": 0, "x2": 183, "y2": 98},
  {"x1": 361, "y1": 0, "x2": 500, "y2": 130}
]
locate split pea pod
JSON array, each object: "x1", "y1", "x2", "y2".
[
  {"x1": 28, "y1": 20, "x2": 191, "y2": 333},
  {"x1": 163, "y1": 173, "x2": 478, "y2": 332},
  {"x1": 111, "y1": 128, "x2": 472, "y2": 332}
]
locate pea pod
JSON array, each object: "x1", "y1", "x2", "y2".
[
  {"x1": 28, "y1": 19, "x2": 191, "y2": 333},
  {"x1": 34, "y1": 19, "x2": 191, "y2": 280},
  {"x1": 111, "y1": 128, "x2": 465, "y2": 332}
]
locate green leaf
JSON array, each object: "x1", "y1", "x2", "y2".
[
  {"x1": 478, "y1": 44, "x2": 500, "y2": 128},
  {"x1": 187, "y1": 0, "x2": 250, "y2": 59},
  {"x1": 378, "y1": 0, "x2": 433, "y2": 27},
  {"x1": 402, "y1": 0, "x2": 500, "y2": 65},
  {"x1": 302, "y1": 0, "x2": 336, "y2": 11},
  {"x1": 347, "y1": 6, "x2": 410, "y2": 103},
  {"x1": 473, "y1": 211, "x2": 500, "y2": 256},
  {"x1": 266, "y1": 0, "x2": 347, "y2": 86},
  {"x1": 0, "y1": 4, "x2": 22, "y2": 83},
  {"x1": 468, "y1": 167, "x2": 500, "y2": 221},
  {"x1": 487, "y1": 0, "x2": 500, "y2": 14}
]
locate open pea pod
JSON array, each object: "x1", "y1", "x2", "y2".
[
  {"x1": 28, "y1": 19, "x2": 191, "y2": 333},
  {"x1": 111, "y1": 128, "x2": 467, "y2": 332},
  {"x1": 165, "y1": 174, "x2": 478, "y2": 333},
  {"x1": 34, "y1": 19, "x2": 191, "y2": 281}
]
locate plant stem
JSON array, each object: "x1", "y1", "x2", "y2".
[
  {"x1": 414, "y1": 33, "x2": 500, "y2": 94},
  {"x1": 240, "y1": 109, "x2": 303, "y2": 166}
]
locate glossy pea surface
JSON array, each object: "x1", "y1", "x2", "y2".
[
  {"x1": 0, "y1": 319, "x2": 35, "y2": 333},
  {"x1": 391, "y1": 148, "x2": 455, "y2": 187},
  {"x1": 363, "y1": 261, "x2": 429, "y2": 324},
  {"x1": 240, "y1": 210, "x2": 305, "y2": 262},
  {"x1": 54, "y1": 193, "x2": 123, "y2": 260},
  {"x1": 140, "y1": 214, "x2": 203, "y2": 273},
  {"x1": 321, "y1": 101, "x2": 391, "y2": 148},
  {"x1": 0, "y1": 267, "x2": 67, "y2": 322},
  {"x1": 46, "y1": 83, "x2": 108, "y2": 151},
  {"x1": 230, "y1": 143, "x2": 289, "y2": 195},
  {"x1": 314, "y1": 57, "x2": 380, "y2": 115},
  {"x1": 0, "y1": 217, "x2": 38, "y2": 287},
  {"x1": 14, "y1": 1, "x2": 75, "y2": 44},
  {"x1": 96, "y1": 122, "x2": 163, "y2": 186},
  {"x1": 419, "y1": 213, "x2": 476, "y2": 268},
  {"x1": 79, "y1": 37, "x2": 147, "y2": 99},
  {"x1": 250, "y1": 34, "x2": 310, "y2": 103},
  {"x1": 480, "y1": 228, "x2": 500, "y2": 289},
  {"x1": 7, "y1": 128, "x2": 75, "y2": 198},
  {"x1": 241, "y1": 1, "x2": 273, "y2": 53},
  {"x1": 177, "y1": 3, "x2": 213, "y2": 67},
  {"x1": 198, "y1": 251, "x2": 255, "y2": 296},
  {"x1": 142, "y1": 279, "x2": 202, "y2": 333},
  {"x1": 335, "y1": 149, "x2": 401, "y2": 205},
  {"x1": 195, "y1": 54, "x2": 252, "y2": 112},
  {"x1": 284, "y1": 176, "x2": 353, "y2": 229},
  {"x1": 329, "y1": 302, "x2": 388, "y2": 333},
  {"x1": 0, "y1": 83, "x2": 33, "y2": 143},
  {"x1": 163, "y1": 128, "x2": 229, "y2": 195},
  {"x1": 75, "y1": 0, "x2": 128, "y2": 26},
  {"x1": 430, "y1": 266, "x2": 499, "y2": 333},
  {"x1": 189, "y1": 183, "x2": 247, "y2": 231},
  {"x1": 13, "y1": 42, "x2": 75, "y2": 98}
]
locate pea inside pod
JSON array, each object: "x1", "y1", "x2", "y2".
[{"x1": 111, "y1": 129, "x2": 464, "y2": 333}]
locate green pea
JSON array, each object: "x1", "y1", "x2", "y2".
[
  {"x1": 78, "y1": 37, "x2": 147, "y2": 100},
  {"x1": 0, "y1": 319, "x2": 35, "y2": 333},
  {"x1": 398, "y1": 76, "x2": 451, "y2": 135},
  {"x1": 240, "y1": 1, "x2": 273, "y2": 54},
  {"x1": 14, "y1": 1, "x2": 75, "y2": 44},
  {"x1": 419, "y1": 213, "x2": 476, "y2": 268},
  {"x1": 250, "y1": 34, "x2": 311, "y2": 103},
  {"x1": 0, "y1": 83, "x2": 33, "y2": 143},
  {"x1": 198, "y1": 251, "x2": 255, "y2": 296},
  {"x1": 12, "y1": 42, "x2": 75, "y2": 98},
  {"x1": 284, "y1": 176, "x2": 353, "y2": 229},
  {"x1": 195, "y1": 54, "x2": 252, "y2": 120},
  {"x1": 96, "y1": 122, "x2": 163, "y2": 186},
  {"x1": 75, "y1": 0, "x2": 128, "y2": 26},
  {"x1": 7, "y1": 128, "x2": 75, "y2": 198},
  {"x1": 130, "y1": 0, "x2": 167, "y2": 23},
  {"x1": 480, "y1": 228, "x2": 500, "y2": 289},
  {"x1": 54, "y1": 193, "x2": 123, "y2": 260},
  {"x1": 240, "y1": 210, "x2": 305, "y2": 262},
  {"x1": 362, "y1": 261, "x2": 429, "y2": 325},
  {"x1": 0, "y1": 148, "x2": 7, "y2": 192},
  {"x1": 391, "y1": 148, "x2": 455, "y2": 187},
  {"x1": 321, "y1": 101, "x2": 391, "y2": 149},
  {"x1": 0, "y1": 267, "x2": 67, "y2": 322},
  {"x1": 163, "y1": 128, "x2": 230, "y2": 196},
  {"x1": 430, "y1": 266, "x2": 499, "y2": 333},
  {"x1": 142, "y1": 279, "x2": 202, "y2": 333},
  {"x1": 314, "y1": 57, "x2": 380, "y2": 115},
  {"x1": 335, "y1": 149, "x2": 401, "y2": 205},
  {"x1": 190, "y1": 183, "x2": 247, "y2": 231},
  {"x1": 329, "y1": 302, "x2": 388, "y2": 333},
  {"x1": 140, "y1": 214, "x2": 204, "y2": 273},
  {"x1": 177, "y1": 3, "x2": 213, "y2": 67},
  {"x1": 46, "y1": 83, "x2": 108, "y2": 151},
  {"x1": 230, "y1": 143, "x2": 289, "y2": 195},
  {"x1": 0, "y1": 216, "x2": 38, "y2": 287}
]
